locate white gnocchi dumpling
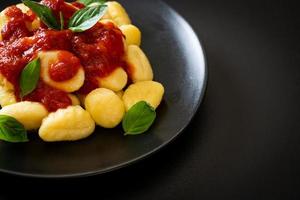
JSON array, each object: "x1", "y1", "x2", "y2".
[
  {"x1": 39, "y1": 106, "x2": 95, "y2": 142},
  {"x1": 120, "y1": 24, "x2": 141, "y2": 46},
  {"x1": 122, "y1": 81, "x2": 164, "y2": 111},
  {"x1": 98, "y1": 67, "x2": 128, "y2": 92},
  {"x1": 103, "y1": 1, "x2": 131, "y2": 26},
  {"x1": 0, "y1": 74, "x2": 16, "y2": 107},
  {"x1": 39, "y1": 51, "x2": 85, "y2": 93},
  {"x1": 0, "y1": 101, "x2": 48, "y2": 130},
  {"x1": 85, "y1": 88, "x2": 125, "y2": 128},
  {"x1": 125, "y1": 45, "x2": 153, "y2": 83}
]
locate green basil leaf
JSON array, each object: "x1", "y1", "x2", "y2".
[
  {"x1": 78, "y1": 0, "x2": 106, "y2": 6},
  {"x1": 0, "y1": 115, "x2": 28, "y2": 143},
  {"x1": 20, "y1": 58, "x2": 41, "y2": 98},
  {"x1": 122, "y1": 101, "x2": 156, "y2": 135},
  {"x1": 68, "y1": 4, "x2": 107, "y2": 32},
  {"x1": 59, "y1": 11, "x2": 64, "y2": 30},
  {"x1": 22, "y1": 0, "x2": 60, "y2": 30}
]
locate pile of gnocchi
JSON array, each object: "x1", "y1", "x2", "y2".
[{"x1": 0, "y1": 0, "x2": 164, "y2": 142}]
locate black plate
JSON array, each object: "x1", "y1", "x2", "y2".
[{"x1": 0, "y1": 0, "x2": 207, "y2": 178}]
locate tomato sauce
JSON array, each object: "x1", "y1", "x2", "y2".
[
  {"x1": 49, "y1": 51, "x2": 81, "y2": 82},
  {"x1": 0, "y1": 0, "x2": 125, "y2": 111},
  {"x1": 72, "y1": 22, "x2": 125, "y2": 94},
  {"x1": 1, "y1": 6, "x2": 33, "y2": 40},
  {"x1": 24, "y1": 81, "x2": 72, "y2": 112},
  {"x1": 71, "y1": 2, "x2": 85, "y2": 9}
]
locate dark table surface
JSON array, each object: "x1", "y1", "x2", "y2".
[{"x1": 1, "y1": 0, "x2": 300, "y2": 199}]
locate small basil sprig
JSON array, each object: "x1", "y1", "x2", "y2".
[
  {"x1": 122, "y1": 101, "x2": 156, "y2": 135},
  {"x1": 78, "y1": 0, "x2": 106, "y2": 6},
  {"x1": 0, "y1": 115, "x2": 28, "y2": 143},
  {"x1": 20, "y1": 58, "x2": 40, "y2": 98},
  {"x1": 22, "y1": 0, "x2": 60, "y2": 30},
  {"x1": 68, "y1": 4, "x2": 107, "y2": 32}
]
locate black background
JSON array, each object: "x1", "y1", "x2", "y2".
[{"x1": 1, "y1": 0, "x2": 300, "y2": 199}]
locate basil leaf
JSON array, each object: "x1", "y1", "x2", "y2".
[
  {"x1": 0, "y1": 115, "x2": 28, "y2": 143},
  {"x1": 59, "y1": 11, "x2": 64, "y2": 30},
  {"x1": 78, "y1": 0, "x2": 106, "y2": 6},
  {"x1": 20, "y1": 58, "x2": 40, "y2": 98},
  {"x1": 22, "y1": 0, "x2": 60, "y2": 30},
  {"x1": 68, "y1": 4, "x2": 107, "y2": 32},
  {"x1": 122, "y1": 101, "x2": 156, "y2": 135}
]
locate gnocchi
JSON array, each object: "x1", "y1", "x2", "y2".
[
  {"x1": 39, "y1": 106, "x2": 95, "y2": 142},
  {"x1": 120, "y1": 24, "x2": 141, "y2": 46},
  {"x1": 98, "y1": 67, "x2": 128, "y2": 92},
  {"x1": 39, "y1": 51, "x2": 85, "y2": 93},
  {"x1": 85, "y1": 88, "x2": 125, "y2": 128},
  {"x1": 103, "y1": 1, "x2": 131, "y2": 26},
  {"x1": 0, "y1": 0, "x2": 164, "y2": 143},
  {"x1": 125, "y1": 45, "x2": 154, "y2": 83},
  {"x1": 0, "y1": 101, "x2": 48, "y2": 130},
  {"x1": 122, "y1": 81, "x2": 164, "y2": 111},
  {"x1": 0, "y1": 74, "x2": 16, "y2": 107}
]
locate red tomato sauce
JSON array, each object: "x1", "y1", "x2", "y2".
[
  {"x1": 0, "y1": 0, "x2": 125, "y2": 111},
  {"x1": 49, "y1": 51, "x2": 81, "y2": 82},
  {"x1": 71, "y1": 2, "x2": 85, "y2": 9},
  {"x1": 24, "y1": 81, "x2": 72, "y2": 112},
  {"x1": 1, "y1": 6, "x2": 33, "y2": 40},
  {"x1": 72, "y1": 22, "x2": 125, "y2": 94}
]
